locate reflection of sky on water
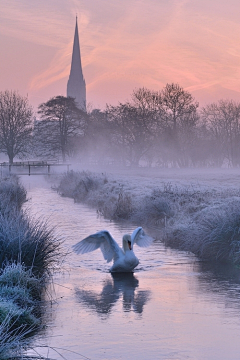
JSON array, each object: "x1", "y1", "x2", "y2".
[
  {"x1": 75, "y1": 272, "x2": 150, "y2": 318},
  {"x1": 190, "y1": 261, "x2": 240, "y2": 320},
  {"x1": 22, "y1": 177, "x2": 240, "y2": 360}
]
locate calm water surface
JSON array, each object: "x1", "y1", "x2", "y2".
[{"x1": 22, "y1": 177, "x2": 240, "y2": 360}]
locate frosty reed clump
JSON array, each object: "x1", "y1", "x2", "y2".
[
  {"x1": 0, "y1": 211, "x2": 62, "y2": 277},
  {"x1": 58, "y1": 171, "x2": 134, "y2": 220},
  {"x1": 0, "y1": 263, "x2": 42, "y2": 359},
  {"x1": 0, "y1": 175, "x2": 62, "y2": 359},
  {"x1": 57, "y1": 170, "x2": 240, "y2": 265},
  {"x1": 0, "y1": 175, "x2": 27, "y2": 214},
  {"x1": 168, "y1": 199, "x2": 240, "y2": 264}
]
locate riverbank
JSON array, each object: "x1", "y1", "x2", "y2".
[
  {"x1": 56, "y1": 169, "x2": 240, "y2": 265},
  {"x1": 0, "y1": 176, "x2": 62, "y2": 359}
]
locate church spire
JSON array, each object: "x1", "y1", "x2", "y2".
[{"x1": 67, "y1": 17, "x2": 86, "y2": 111}]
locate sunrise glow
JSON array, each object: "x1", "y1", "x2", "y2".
[{"x1": 1, "y1": 0, "x2": 240, "y2": 110}]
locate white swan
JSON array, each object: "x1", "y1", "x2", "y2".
[{"x1": 72, "y1": 227, "x2": 154, "y2": 272}]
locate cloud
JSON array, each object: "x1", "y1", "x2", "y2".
[
  {"x1": 0, "y1": 0, "x2": 89, "y2": 48},
  {"x1": 29, "y1": 46, "x2": 71, "y2": 91},
  {"x1": 2, "y1": 0, "x2": 240, "y2": 108}
]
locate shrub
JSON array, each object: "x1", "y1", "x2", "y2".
[
  {"x1": 58, "y1": 170, "x2": 107, "y2": 201},
  {"x1": 132, "y1": 189, "x2": 174, "y2": 227},
  {"x1": 191, "y1": 200, "x2": 240, "y2": 263},
  {"x1": 0, "y1": 211, "x2": 62, "y2": 276},
  {"x1": 0, "y1": 264, "x2": 43, "y2": 359},
  {"x1": 97, "y1": 189, "x2": 134, "y2": 220},
  {"x1": 0, "y1": 263, "x2": 42, "y2": 301},
  {"x1": 0, "y1": 175, "x2": 27, "y2": 214},
  {"x1": 165, "y1": 199, "x2": 240, "y2": 265}
]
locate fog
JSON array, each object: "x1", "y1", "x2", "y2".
[
  {"x1": 1, "y1": 86, "x2": 240, "y2": 170},
  {"x1": 32, "y1": 87, "x2": 240, "y2": 169}
]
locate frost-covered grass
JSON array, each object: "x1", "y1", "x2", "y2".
[
  {"x1": 0, "y1": 312, "x2": 33, "y2": 359},
  {"x1": 0, "y1": 176, "x2": 62, "y2": 276},
  {"x1": 57, "y1": 170, "x2": 240, "y2": 265},
  {"x1": 0, "y1": 175, "x2": 62, "y2": 359},
  {"x1": 0, "y1": 263, "x2": 42, "y2": 360},
  {"x1": 0, "y1": 211, "x2": 62, "y2": 277},
  {"x1": 167, "y1": 199, "x2": 240, "y2": 263},
  {"x1": 58, "y1": 171, "x2": 134, "y2": 220},
  {"x1": 0, "y1": 264, "x2": 44, "y2": 360},
  {"x1": 0, "y1": 175, "x2": 27, "y2": 214}
]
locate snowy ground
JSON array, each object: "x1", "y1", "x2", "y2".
[{"x1": 103, "y1": 167, "x2": 240, "y2": 194}]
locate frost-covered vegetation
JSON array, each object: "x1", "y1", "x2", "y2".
[
  {"x1": 58, "y1": 170, "x2": 240, "y2": 265},
  {"x1": 0, "y1": 176, "x2": 62, "y2": 359}
]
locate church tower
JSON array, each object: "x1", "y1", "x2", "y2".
[{"x1": 67, "y1": 17, "x2": 86, "y2": 111}]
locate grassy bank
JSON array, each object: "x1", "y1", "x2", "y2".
[
  {"x1": 57, "y1": 170, "x2": 240, "y2": 265},
  {"x1": 0, "y1": 176, "x2": 62, "y2": 359}
]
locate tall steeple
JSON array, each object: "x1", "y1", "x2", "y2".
[{"x1": 67, "y1": 17, "x2": 86, "y2": 111}]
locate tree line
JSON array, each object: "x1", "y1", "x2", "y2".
[{"x1": 0, "y1": 84, "x2": 240, "y2": 167}]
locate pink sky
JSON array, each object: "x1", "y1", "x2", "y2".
[{"x1": 1, "y1": 0, "x2": 240, "y2": 111}]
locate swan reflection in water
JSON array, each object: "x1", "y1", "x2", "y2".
[{"x1": 75, "y1": 273, "x2": 151, "y2": 317}]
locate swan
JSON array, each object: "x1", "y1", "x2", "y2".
[{"x1": 72, "y1": 227, "x2": 154, "y2": 272}]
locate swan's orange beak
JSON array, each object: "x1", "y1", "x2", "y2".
[{"x1": 128, "y1": 241, "x2": 132, "y2": 250}]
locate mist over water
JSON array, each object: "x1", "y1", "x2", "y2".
[{"x1": 20, "y1": 173, "x2": 240, "y2": 360}]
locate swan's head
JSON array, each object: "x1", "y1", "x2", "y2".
[{"x1": 122, "y1": 234, "x2": 132, "y2": 251}]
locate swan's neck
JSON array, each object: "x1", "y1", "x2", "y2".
[{"x1": 122, "y1": 234, "x2": 132, "y2": 253}]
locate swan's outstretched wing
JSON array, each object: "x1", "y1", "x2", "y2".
[
  {"x1": 131, "y1": 227, "x2": 154, "y2": 247},
  {"x1": 72, "y1": 230, "x2": 122, "y2": 263}
]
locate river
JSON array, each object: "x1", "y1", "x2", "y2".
[{"x1": 22, "y1": 176, "x2": 240, "y2": 360}]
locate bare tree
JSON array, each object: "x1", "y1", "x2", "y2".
[
  {"x1": 201, "y1": 100, "x2": 240, "y2": 167},
  {"x1": 36, "y1": 96, "x2": 87, "y2": 162},
  {"x1": 161, "y1": 83, "x2": 199, "y2": 167},
  {"x1": 131, "y1": 87, "x2": 162, "y2": 113},
  {"x1": 0, "y1": 90, "x2": 33, "y2": 164},
  {"x1": 106, "y1": 88, "x2": 162, "y2": 167}
]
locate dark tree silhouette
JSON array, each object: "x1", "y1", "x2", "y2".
[
  {"x1": 0, "y1": 90, "x2": 33, "y2": 164},
  {"x1": 161, "y1": 83, "x2": 199, "y2": 167},
  {"x1": 36, "y1": 96, "x2": 87, "y2": 162},
  {"x1": 104, "y1": 88, "x2": 162, "y2": 167},
  {"x1": 201, "y1": 100, "x2": 240, "y2": 167}
]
